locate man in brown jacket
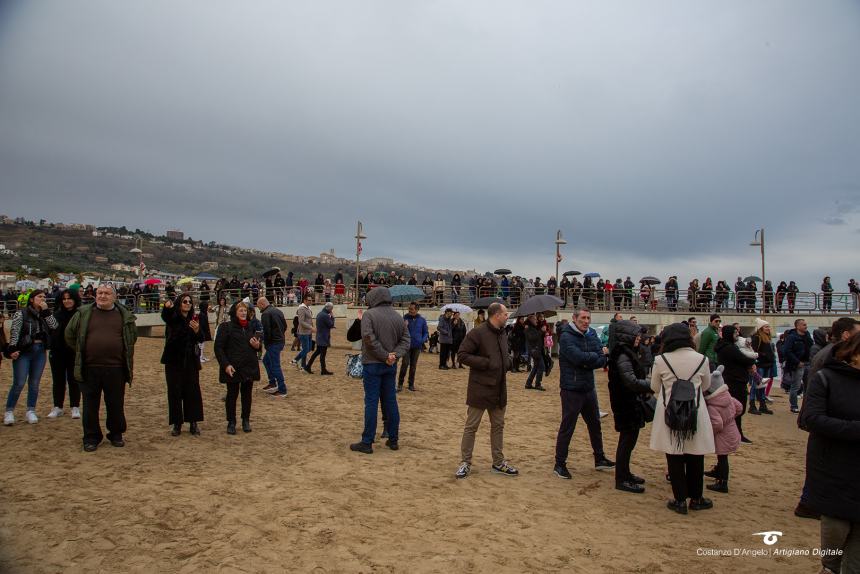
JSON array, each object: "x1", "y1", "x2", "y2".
[{"x1": 455, "y1": 302, "x2": 518, "y2": 478}]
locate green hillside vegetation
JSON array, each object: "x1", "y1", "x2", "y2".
[{"x1": 0, "y1": 222, "x2": 462, "y2": 283}]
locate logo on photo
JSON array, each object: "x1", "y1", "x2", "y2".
[{"x1": 753, "y1": 531, "x2": 783, "y2": 546}]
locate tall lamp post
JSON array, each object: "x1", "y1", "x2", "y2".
[
  {"x1": 750, "y1": 228, "x2": 765, "y2": 315},
  {"x1": 554, "y1": 230, "x2": 567, "y2": 289},
  {"x1": 354, "y1": 221, "x2": 366, "y2": 305}
]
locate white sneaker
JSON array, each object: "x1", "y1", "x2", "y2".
[
  {"x1": 71, "y1": 407, "x2": 81, "y2": 419},
  {"x1": 3, "y1": 411, "x2": 14, "y2": 426},
  {"x1": 47, "y1": 407, "x2": 63, "y2": 419},
  {"x1": 200, "y1": 356, "x2": 208, "y2": 363},
  {"x1": 26, "y1": 410, "x2": 38, "y2": 424},
  {"x1": 599, "y1": 410, "x2": 609, "y2": 419}
]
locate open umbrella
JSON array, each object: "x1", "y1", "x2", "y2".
[
  {"x1": 472, "y1": 296, "x2": 504, "y2": 309},
  {"x1": 640, "y1": 276, "x2": 661, "y2": 285},
  {"x1": 15, "y1": 280, "x2": 36, "y2": 290},
  {"x1": 743, "y1": 275, "x2": 763, "y2": 283},
  {"x1": 262, "y1": 267, "x2": 281, "y2": 278},
  {"x1": 177, "y1": 277, "x2": 194, "y2": 286},
  {"x1": 511, "y1": 294, "x2": 564, "y2": 318},
  {"x1": 562, "y1": 270, "x2": 581, "y2": 277},
  {"x1": 388, "y1": 285, "x2": 425, "y2": 303},
  {"x1": 144, "y1": 278, "x2": 162, "y2": 286},
  {"x1": 583, "y1": 272, "x2": 601, "y2": 279},
  {"x1": 494, "y1": 269, "x2": 512, "y2": 275},
  {"x1": 441, "y1": 303, "x2": 473, "y2": 314}
]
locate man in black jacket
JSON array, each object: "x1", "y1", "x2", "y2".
[
  {"x1": 784, "y1": 319, "x2": 813, "y2": 414},
  {"x1": 257, "y1": 297, "x2": 288, "y2": 397}
]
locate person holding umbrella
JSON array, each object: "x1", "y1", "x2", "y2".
[
  {"x1": 451, "y1": 312, "x2": 467, "y2": 369},
  {"x1": 160, "y1": 294, "x2": 205, "y2": 436},
  {"x1": 525, "y1": 314, "x2": 546, "y2": 391},
  {"x1": 437, "y1": 308, "x2": 454, "y2": 370}
]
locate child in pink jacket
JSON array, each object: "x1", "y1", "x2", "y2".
[{"x1": 704, "y1": 366, "x2": 743, "y2": 493}]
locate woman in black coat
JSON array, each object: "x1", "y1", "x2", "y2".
[
  {"x1": 450, "y1": 313, "x2": 467, "y2": 368},
  {"x1": 160, "y1": 294, "x2": 205, "y2": 436},
  {"x1": 799, "y1": 333, "x2": 860, "y2": 573},
  {"x1": 214, "y1": 302, "x2": 262, "y2": 435},
  {"x1": 608, "y1": 320, "x2": 654, "y2": 494},
  {"x1": 48, "y1": 289, "x2": 82, "y2": 419},
  {"x1": 715, "y1": 325, "x2": 757, "y2": 443}
]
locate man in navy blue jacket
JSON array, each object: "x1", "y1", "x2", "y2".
[
  {"x1": 554, "y1": 308, "x2": 615, "y2": 479},
  {"x1": 784, "y1": 318, "x2": 813, "y2": 413},
  {"x1": 399, "y1": 303, "x2": 429, "y2": 391}
]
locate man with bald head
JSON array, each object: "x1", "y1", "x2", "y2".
[
  {"x1": 258, "y1": 297, "x2": 288, "y2": 397},
  {"x1": 65, "y1": 284, "x2": 137, "y2": 452}
]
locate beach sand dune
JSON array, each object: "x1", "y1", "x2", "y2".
[{"x1": 0, "y1": 331, "x2": 820, "y2": 572}]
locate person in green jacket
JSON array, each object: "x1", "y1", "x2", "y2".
[
  {"x1": 698, "y1": 314, "x2": 722, "y2": 369},
  {"x1": 65, "y1": 284, "x2": 137, "y2": 452}
]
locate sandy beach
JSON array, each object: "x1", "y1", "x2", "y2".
[{"x1": 0, "y1": 329, "x2": 822, "y2": 573}]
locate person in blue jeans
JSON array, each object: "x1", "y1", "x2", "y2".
[
  {"x1": 292, "y1": 293, "x2": 315, "y2": 370},
  {"x1": 258, "y1": 297, "x2": 288, "y2": 397},
  {"x1": 4, "y1": 289, "x2": 58, "y2": 426},
  {"x1": 350, "y1": 287, "x2": 411, "y2": 454},
  {"x1": 783, "y1": 318, "x2": 813, "y2": 414}
]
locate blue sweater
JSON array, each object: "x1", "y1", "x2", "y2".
[
  {"x1": 405, "y1": 314, "x2": 429, "y2": 349},
  {"x1": 558, "y1": 323, "x2": 607, "y2": 392}
]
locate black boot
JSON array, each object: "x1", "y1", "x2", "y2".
[
  {"x1": 759, "y1": 402, "x2": 773, "y2": 415},
  {"x1": 171, "y1": 424, "x2": 181, "y2": 436},
  {"x1": 227, "y1": 421, "x2": 236, "y2": 435},
  {"x1": 706, "y1": 479, "x2": 729, "y2": 493},
  {"x1": 242, "y1": 418, "x2": 252, "y2": 433},
  {"x1": 190, "y1": 422, "x2": 201, "y2": 435},
  {"x1": 748, "y1": 402, "x2": 760, "y2": 415}
]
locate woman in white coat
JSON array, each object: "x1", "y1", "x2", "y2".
[{"x1": 650, "y1": 323, "x2": 715, "y2": 514}]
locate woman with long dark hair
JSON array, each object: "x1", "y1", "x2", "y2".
[
  {"x1": 608, "y1": 320, "x2": 653, "y2": 494},
  {"x1": 4, "y1": 289, "x2": 58, "y2": 425},
  {"x1": 160, "y1": 294, "x2": 205, "y2": 436},
  {"x1": 715, "y1": 325, "x2": 757, "y2": 443},
  {"x1": 47, "y1": 289, "x2": 82, "y2": 420}
]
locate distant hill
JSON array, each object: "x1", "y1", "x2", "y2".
[{"x1": 0, "y1": 221, "x2": 464, "y2": 283}]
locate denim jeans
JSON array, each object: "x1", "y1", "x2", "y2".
[
  {"x1": 263, "y1": 342, "x2": 286, "y2": 393},
  {"x1": 7, "y1": 343, "x2": 47, "y2": 411},
  {"x1": 361, "y1": 362, "x2": 399, "y2": 445},
  {"x1": 787, "y1": 364, "x2": 809, "y2": 409},
  {"x1": 293, "y1": 335, "x2": 312, "y2": 368}
]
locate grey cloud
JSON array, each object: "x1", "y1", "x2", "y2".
[{"x1": 823, "y1": 217, "x2": 846, "y2": 226}]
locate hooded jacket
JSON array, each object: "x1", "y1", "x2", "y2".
[
  {"x1": 558, "y1": 322, "x2": 607, "y2": 392},
  {"x1": 437, "y1": 314, "x2": 454, "y2": 344},
  {"x1": 705, "y1": 385, "x2": 742, "y2": 455},
  {"x1": 810, "y1": 328, "x2": 828, "y2": 364},
  {"x1": 799, "y1": 351, "x2": 860, "y2": 522},
  {"x1": 315, "y1": 308, "x2": 335, "y2": 347},
  {"x1": 698, "y1": 324, "x2": 720, "y2": 364},
  {"x1": 361, "y1": 287, "x2": 410, "y2": 365},
  {"x1": 608, "y1": 320, "x2": 652, "y2": 432},
  {"x1": 715, "y1": 326, "x2": 757, "y2": 387}
]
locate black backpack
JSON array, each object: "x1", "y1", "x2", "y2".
[{"x1": 660, "y1": 354, "x2": 707, "y2": 450}]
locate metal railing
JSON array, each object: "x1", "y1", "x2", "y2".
[{"x1": 1, "y1": 287, "x2": 857, "y2": 317}]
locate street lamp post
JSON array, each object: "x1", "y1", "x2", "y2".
[
  {"x1": 554, "y1": 230, "x2": 567, "y2": 291},
  {"x1": 355, "y1": 221, "x2": 366, "y2": 306},
  {"x1": 750, "y1": 228, "x2": 765, "y2": 315}
]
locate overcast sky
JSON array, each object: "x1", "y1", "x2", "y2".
[{"x1": 1, "y1": 1, "x2": 858, "y2": 291}]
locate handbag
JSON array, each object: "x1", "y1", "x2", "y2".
[
  {"x1": 639, "y1": 394, "x2": 656, "y2": 423},
  {"x1": 346, "y1": 354, "x2": 363, "y2": 379}
]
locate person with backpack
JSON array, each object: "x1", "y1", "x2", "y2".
[
  {"x1": 703, "y1": 366, "x2": 742, "y2": 493},
  {"x1": 649, "y1": 323, "x2": 714, "y2": 514}
]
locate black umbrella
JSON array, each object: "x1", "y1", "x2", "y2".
[
  {"x1": 562, "y1": 270, "x2": 581, "y2": 277},
  {"x1": 743, "y1": 275, "x2": 762, "y2": 283},
  {"x1": 511, "y1": 294, "x2": 564, "y2": 318},
  {"x1": 640, "y1": 276, "x2": 661, "y2": 285},
  {"x1": 262, "y1": 267, "x2": 281, "y2": 278},
  {"x1": 472, "y1": 296, "x2": 504, "y2": 309},
  {"x1": 494, "y1": 268, "x2": 512, "y2": 275}
]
